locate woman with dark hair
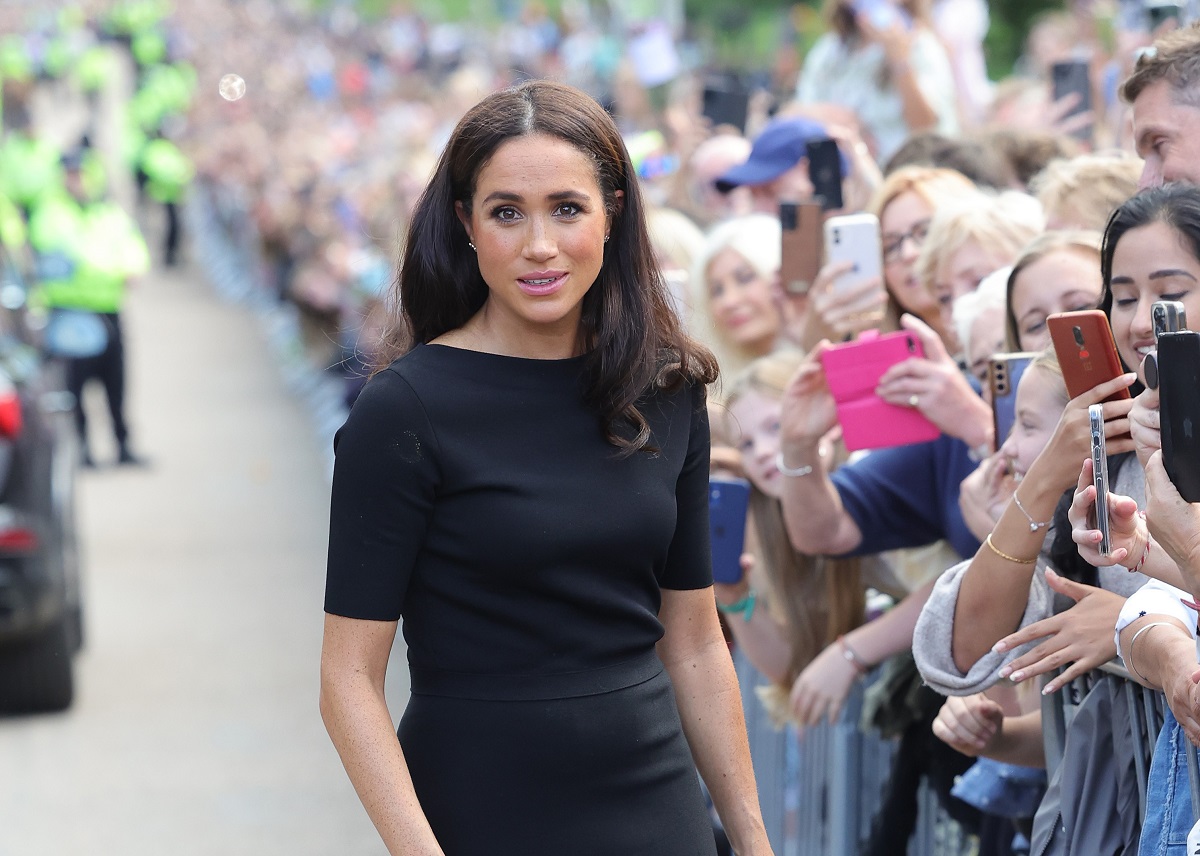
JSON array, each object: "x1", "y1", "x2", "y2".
[{"x1": 319, "y1": 80, "x2": 772, "y2": 856}]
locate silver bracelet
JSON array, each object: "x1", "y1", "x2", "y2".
[
  {"x1": 775, "y1": 450, "x2": 817, "y2": 478},
  {"x1": 1013, "y1": 491, "x2": 1052, "y2": 532},
  {"x1": 1126, "y1": 621, "x2": 1176, "y2": 684}
]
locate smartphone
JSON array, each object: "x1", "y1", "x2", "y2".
[
  {"x1": 1088, "y1": 404, "x2": 1113, "y2": 557},
  {"x1": 709, "y1": 477, "x2": 751, "y2": 584},
  {"x1": 1051, "y1": 60, "x2": 1094, "y2": 142},
  {"x1": 806, "y1": 137, "x2": 844, "y2": 212},
  {"x1": 820, "y1": 329, "x2": 940, "y2": 451},
  {"x1": 1145, "y1": 299, "x2": 1188, "y2": 390},
  {"x1": 823, "y1": 213, "x2": 883, "y2": 295},
  {"x1": 701, "y1": 82, "x2": 749, "y2": 133},
  {"x1": 1156, "y1": 330, "x2": 1200, "y2": 501},
  {"x1": 1047, "y1": 310, "x2": 1131, "y2": 402},
  {"x1": 988, "y1": 352, "x2": 1037, "y2": 449},
  {"x1": 780, "y1": 201, "x2": 824, "y2": 295}
]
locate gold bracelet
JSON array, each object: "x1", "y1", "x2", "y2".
[{"x1": 984, "y1": 533, "x2": 1038, "y2": 565}]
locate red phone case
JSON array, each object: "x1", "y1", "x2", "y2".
[
  {"x1": 819, "y1": 330, "x2": 940, "y2": 451},
  {"x1": 1046, "y1": 310, "x2": 1131, "y2": 402}
]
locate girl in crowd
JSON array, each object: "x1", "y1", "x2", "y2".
[
  {"x1": 1003, "y1": 230, "x2": 1104, "y2": 352},
  {"x1": 913, "y1": 187, "x2": 1200, "y2": 853},
  {"x1": 796, "y1": 0, "x2": 959, "y2": 161},
  {"x1": 1065, "y1": 183, "x2": 1200, "y2": 855},
  {"x1": 320, "y1": 80, "x2": 772, "y2": 856}
]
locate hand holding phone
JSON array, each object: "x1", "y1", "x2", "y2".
[
  {"x1": 988, "y1": 352, "x2": 1037, "y2": 450},
  {"x1": 709, "y1": 477, "x2": 751, "y2": 584},
  {"x1": 1156, "y1": 330, "x2": 1200, "y2": 501},
  {"x1": 1088, "y1": 404, "x2": 1113, "y2": 557},
  {"x1": 1051, "y1": 60, "x2": 1094, "y2": 143},
  {"x1": 823, "y1": 213, "x2": 882, "y2": 296},
  {"x1": 1047, "y1": 310, "x2": 1131, "y2": 402}
]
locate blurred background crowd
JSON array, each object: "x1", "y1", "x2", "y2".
[{"x1": 3, "y1": 1, "x2": 1200, "y2": 855}]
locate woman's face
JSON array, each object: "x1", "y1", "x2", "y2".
[
  {"x1": 706, "y1": 247, "x2": 782, "y2": 355},
  {"x1": 1010, "y1": 249, "x2": 1103, "y2": 352},
  {"x1": 881, "y1": 190, "x2": 936, "y2": 319},
  {"x1": 933, "y1": 240, "x2": 1011, "y2": 346},
  {"x1": 965, "y1": 305, "x2": 1007, "y2": 389},
  {"x1": 999, "y1": 367, "x2": 1067, "y2": 480},
  {"x1": 456, "y1": 133, "x2": 612, "y2": 350},
  {"x1": 730, "y1": 388, "x2": 784, "y2": 499},
  {"x1": 1109, "y1": 221, "x2": 1200, "y2": 373}
]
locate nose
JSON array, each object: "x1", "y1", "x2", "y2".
[
  {"x1": 523, "y1": 216, "x2": 558, "y2": 261},
  {"x1": 1131, "y1": 296, "x2": 1155, "y2": 340},
  {"x1": 899, "y1": 234, "x2": 920, "y2": 264}
]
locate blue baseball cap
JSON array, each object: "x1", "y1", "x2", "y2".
[{"x1": 714, "y1": 117, "x2": 848, "y2": 192}]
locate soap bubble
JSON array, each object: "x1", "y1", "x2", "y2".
[{"x1": 219, "y1": 74, "x2": 246, "y2": 101}]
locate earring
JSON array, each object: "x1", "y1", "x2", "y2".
[
  {"x1": 468, "y1": 241, "x2": 476, "y2": 251},
  {"x1": 604, "y1": 235, "x2": 609, "y2": 243}
]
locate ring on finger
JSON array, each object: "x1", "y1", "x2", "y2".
[{"x1": 908, "y1": 394, "x2": 919, "y2": 408}]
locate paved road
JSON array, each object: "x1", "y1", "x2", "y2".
[{"x1": 0, "y1": 247, "x2": 407, "y2": 854}]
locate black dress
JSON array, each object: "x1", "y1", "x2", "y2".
[{"x1": 325, "y1": 344, "x2": 718, "y2": 856}]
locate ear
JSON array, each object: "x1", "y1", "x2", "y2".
[{"x1": 454, "y1": 200, "x2": 473, "y2": 243}]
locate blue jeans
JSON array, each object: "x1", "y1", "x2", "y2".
[{"x1": 1140, "y1": 706, "x2": 1195, "y2": 856}]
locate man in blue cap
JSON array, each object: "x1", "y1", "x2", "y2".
[{"x1": 714, "y1": 116, "x2": 845, "y2": 215}]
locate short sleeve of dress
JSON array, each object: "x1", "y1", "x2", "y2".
[
  {"x1": 324, "y1": 368, "x2": 441, "y2": 620},
  {"x1": 659, "y1": 383, "x2": 713, "y2": 591}
]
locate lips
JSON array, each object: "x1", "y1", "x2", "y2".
[{"x1": 517, "y1": 270, "x2": 568, "y2": 296}]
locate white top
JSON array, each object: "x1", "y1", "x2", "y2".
[{"x1": 796, "y1": 28, "x2": 959, "y2": 161}]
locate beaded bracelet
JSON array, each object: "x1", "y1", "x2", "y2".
[{"x1": 716, "y1": 588, "x2": 757, "y2": 622}]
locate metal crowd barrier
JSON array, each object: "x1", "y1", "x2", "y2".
[
  {"x1": 1042, "y1": 660, "x2": 1200, "y2": 827},
  {"x1": 734, "y1": 650, "x2": 971, "y2": 855}
]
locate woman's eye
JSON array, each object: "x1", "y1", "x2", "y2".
[
  {"x1": 1113, "y1": 296, "x2": 1137, "y2": 307},
  {"x1": 1161, "y1": 291, "x2": 1189, "y2": 302},
  {"x1": 491, "y1": 206, "x2": 520, "y2": 222},
  {"x1": 769, "y1": 421, "x2": 781, "y2": 435},
  {"x1": 736, "y1": 438, "x2": 752, "y2": 453},
  {"x1": 1023, "y1": 319, "x2": 1044, "y2": 336},
  {"x1": 555, "y1": 203, "x2": 582, "y2": 218}
]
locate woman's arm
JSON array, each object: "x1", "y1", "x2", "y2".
[
  {"x1": 658, "y1": 587, "x2": 773, "y2": 856},
  {"x1": 320, "y1": 615, "x2": 445, "y2": 856},
  {"x1": 932, "y1": 694, "x2": 1046, "y2": 768},
  {"x1": 1117, "y1": 613, "x2": 1200, "y2": 745},
  {"x1": 778, "y1": 346, "x2": 864, "y2": 556}
]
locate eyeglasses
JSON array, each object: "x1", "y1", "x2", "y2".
[{"x1": 882, "y1": 219, "x2": 931, "y2": 264}]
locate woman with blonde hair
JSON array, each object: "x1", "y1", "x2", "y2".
[
  {"x1": 1029, "y1": 153, "x2": 1142, "y2": 231},
  {"x1": 915, "y1": 191, "x2": 1045, "y2": 353}
]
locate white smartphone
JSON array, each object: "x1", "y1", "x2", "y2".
[
  {"x1": 1088, "y1": 404, "x2": 1112, "y2": 558},
  {"x1": 823, "y1": 213, "x2": 883, "y2": 294}
]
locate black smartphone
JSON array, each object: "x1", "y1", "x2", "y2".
[
  {"x1": 1088, "y1": 405, "x2": 1113, "y2": 556},
  {"x1": 701, "y1": 82, "x2": 749, "y2": 133},
  {"x1": 779, "y1": 201, "x2": 824, "y2": 295},
  {"x1": 1146, "y1": 0, "x2": 1182, "y2": 29},
  {"x1": 1156, "y1": 330, "x2": 1200, "y2": 501},
  {"x1": 709, "y1": 477, "x2": 751, "y2": 584},
  {"x1": 1051, "y1": 60, "x2": 1093, "y2": 142},
  {"x1": 806, "y1": 137, "x2": 844, "y2": 211},
  {"x1": 988, "y1": 352, "x2": 1037, "y2": 450}
]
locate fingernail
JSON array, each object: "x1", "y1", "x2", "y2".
[
  {"x1": 1042, "y1": 683, "x2": 1056, "y2": 696},
  {"x1": 997, "y1": 666, "x2": 1011, "y2": 678},
  {"x1": 1010, "y1": 670, "x2": 1025, "y2": 682},
  {"x1": 993, "y1": 641, "x2": 1008, "y2": 653}
]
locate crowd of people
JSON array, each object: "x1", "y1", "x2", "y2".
[{"x1": 10, "y1": 0, "x2": 1200, "y2": 854}]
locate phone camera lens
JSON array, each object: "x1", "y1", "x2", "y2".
[
  {"x1": 833, "y1": 229, "x2": 840, "y2": 244},
  {"x1": 1073, "y1": 326, "x2": 1085, "y2": 348}
]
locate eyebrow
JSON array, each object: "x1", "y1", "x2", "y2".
[
  {"x1": 481, "y1": 190, "x2": 591, "y2": 204},
  {"x1": 1150, "y1": 269, "x2": 1198, "y2": 281}
]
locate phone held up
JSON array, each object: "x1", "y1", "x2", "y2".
[
  {"x1": 1046, "y1": 310, "x2": 1131, "y2": 402},
  {"x1": 820, "y1": 329, "x2": 940, "y2": 452},
  {"x1": 806, "y1": 137, "x2": 844, "y2": 212},
  {"x1": 1088, "y1": 404, "x2": 1113, "y2": 557},
  {"x1": 1051, "y1": 59, "x2": 1093, "y2": 143},
  {"x1": 988, "y1": 352, "x2": 1037, "y2": 450},
  {"x1": 779, "y1": 201, "x2": 824, "y2": 296},
  {"x1": 709, "y1": 477, "x2": 751, "y2": 584},
  {"x1": 1146, "y1": 299, "x2": 1200, "y2": 502},
  {"x1": 823, "y1": 212, "x2": 882, "y2": 296}
]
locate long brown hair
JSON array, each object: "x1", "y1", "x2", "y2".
[
  {"x1": 380, "y1": 80, "x2": 717, "y2": 454},
  {"x1": 725, "y1": 352, "x2": 865, "y2": 700}
]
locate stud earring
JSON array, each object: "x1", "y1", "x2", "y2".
[
  {"x1": 468, "y1": 241, "x2": 476, "y2": 251},
  {"x1": 604, "y1": 235, "x2": 609, "y2": 243}
]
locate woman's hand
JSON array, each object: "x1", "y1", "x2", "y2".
[
  {"x1": 1068, "y1": 456, "x2": 1147, "y2": 568},
  {"x1": 779, "y1": 342, "x2": 839, "y2": 451},
  {"x1": 1024, "y1": 372, "x2": 1138, "y2": 494},
  {"x1": 875, "y1": 314, "x2": 992, "y2": 448},
  {"x1": 805, "y1": 262, "x2": 888, "y2": 339},
  {"x1": 959, "y1": 452, "x2": 1017, "y2": 542},
  {"x1": 931, "y1": 693, "x2": 1003, "y2": 756},
  {"x1": 1130, "y1": 385, "x2": 1161, "y2": 469},
  {"x1": 1145, "y1": 450, "x2": 1200, "y2": 596},
  {"x1": 789, "y1": 640, "x2": 860, "y2": 729},
  {"x1": 993, "y1": 569, "x2": 1124, "y2": 694}
]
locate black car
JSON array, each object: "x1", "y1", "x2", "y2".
[{"x1": 0, "y1": 274, "x2": 81, "y2": 714}]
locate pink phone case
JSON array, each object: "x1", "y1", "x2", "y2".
[{"x1": 819, "y1": 330, "x2": 940, "y2": 451}]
